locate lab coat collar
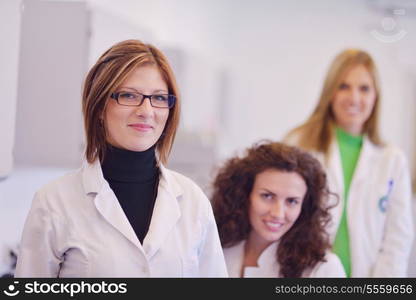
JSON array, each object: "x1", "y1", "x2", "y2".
[
  {"x1": 81, "y1": 159, "x2": 106, "y2": 194},
  {"x1": 225, "y1": 241, "x2": 245, "y2": 277},
  {"x1": 158, "y1": 163, "x2": 183, "y2": 198},
  {"x1": 243, "y1": 241, "x2": 279, "y2": 277},
  {"x1": 143, "y1": 163, "x2": 181, "y2": 259},
  {"x1": 351, "y1": 135, "x2": 377, "y2": 182},
  {"x1": 327, "y1": 135, "x2": 377, "y2": 238},
  {"x1": 81, "y1": 159, "x2": 143, "y2": 250},
  {"x1": 81, "y1": 159, "x2": 182, "y2": 257},
  {"x1": 327, "y1": 139, "x2": 344, "y2": 195},
  {"x1": 81, "y1": 159, "x2": 184, "y2": 197},
  {"x1": 328, "y1": 135, "x2": 377, "y2": 191},
  {"x1": 256, "y1": 241, "x2": 279, "y2": 267},
  {"x1": 226, "y1": 240, "x2": 279, "y2": 277}
]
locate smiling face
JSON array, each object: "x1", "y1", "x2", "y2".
[
  {"x1": 104, "y1": 64, "x2": 170, "y2": 152},
  {"x1": 248, "y1": 168, "x2": 307, "y2": 250},
  {"x1": 331, "y1": 64, "x2": 377, "y2": 135}
]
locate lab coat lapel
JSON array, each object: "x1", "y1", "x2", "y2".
[
  {"x1": 94, "y1": 183, "x2": 143, "y2": 250},
  {"x1": 224, "y1": 241, "x2": 245, "y2": 277},
  {"x1": 143, "y1": 165, "x2": 181, "y2": 259},
  {"x1": 327, "y1": 140, "x2": 344, "y2": 201},
  {"x1": 326, "y1": 136, "x2": 374, "y2": 240},
  {"x1": 326, "y1": 140, "x2": 344, "y2": 239},
  {"x1": 349, "y1": 136, "x2": 374, "y2": 184},
  {"x1": 346, "y1": 137, "x2": 375, "y2": 217},
  {"x1": 82, "y1": 160, "x2": 143, "y2": 251}
]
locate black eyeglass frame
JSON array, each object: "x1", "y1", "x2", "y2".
[{"x1": 110, "y1": 92, "x2": 176, "y2": 108}]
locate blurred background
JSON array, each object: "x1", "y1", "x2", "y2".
[{"x1": 1, "y1": 0, "x2": 415, "y2": 276}]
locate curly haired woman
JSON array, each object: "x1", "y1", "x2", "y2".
[{"x1": 212, "y1": 141, "x2": 345, "y2": 277}]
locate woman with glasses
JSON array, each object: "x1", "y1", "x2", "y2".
[
  {"x1": 284, "y1": 49, "x2": 413, "y2": 277},
  {"x1": 15, "y1": 39, "x2": 227, "y2": 277},
  {"x1": 212, "y1": 141, "x2": 345, "y2": 277}
]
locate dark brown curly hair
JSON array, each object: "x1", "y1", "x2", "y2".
[{"x1": 212, "y1": 141, "x2": 335, "y2": 277}]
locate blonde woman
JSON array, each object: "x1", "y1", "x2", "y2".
[
  {"x1": 15, "y1": 40, "x2": 227, "y2": 277},
  {"x1": 285, "y1": 49, "x2": 413, "y2": 277}
]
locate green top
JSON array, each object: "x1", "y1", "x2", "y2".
[{"x1": 332, "y1": 127, "x2": 363, "y2": 277}]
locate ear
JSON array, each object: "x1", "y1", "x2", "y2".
[
  {"x1": 99, "y1": 109, "x2": 105, "y2": 120},
  {"x1": 99, "y1": 114, "x2": 104, "y2": 126}
]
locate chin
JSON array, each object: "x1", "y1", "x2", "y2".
[
  {"x1": 262, "y1": 233, "x2": 282, "y2": 243},
  {"x1": 131, "y1": 145, "x2": 154, "y2": 152},
  {"x1": 121, "y1": 142, "x2": 154, "y2": 152}
]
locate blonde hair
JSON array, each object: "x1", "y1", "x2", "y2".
[
  {"x1": 286, "y1": 49, "x2": 383, "y2": 157},
  {"x1": 82, "y1": 39, "x2": 180, "y2": 164}
]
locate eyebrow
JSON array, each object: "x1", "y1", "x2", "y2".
[
  {"x1": 259, "y1": 188, "x2": 302, "y2": 199},
  {"x1": 118, "y1": 86, "x2": 168, "y2": 93},
  {"x1": 259, "y1": 188, "x2": 276, "y2": 196},
  {"x1": 153, "y1": 90, "x2": 169, "y2": 94}
]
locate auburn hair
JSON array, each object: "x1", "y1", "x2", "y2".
[
  {"x1": 212, "y1": 141, "x2": 334, "y2": 277},
  {"x1": 82, "y1": 39, "x2": 180, "y2": 164}
]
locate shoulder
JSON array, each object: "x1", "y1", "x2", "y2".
[
  {"x1": 223, "y1": 241, "x2": 245, "y2": 259},
  {"x1": 308, "y1": 252, "x2": 346, "y2": 278},
  {"x1": 323, "y1": 252, "x2": 344, "y2": 269},
  {"x1": 367, "y1": 140, "x2": 409, "y2": 168},
  {"x1": 162, "y1": 167, "x2": 207, "y2": 199},
  {"x1": 223, "y1": 241, "x2": 245, "y2": 277},
  {"x1": 36, "y1": 168, "x2": 82, "y2": 198},
  {"x1": 284, "y1": 130, "x2": 325, "y2": 161},
  {"x1": 161, "y1": 166, "x2": 212, "y2": 216},
  {"x1": 33, "y1": 168, "x2": 84, "y2": 210},
  {"x1": 283, "y1": 130, "x2": 302, "y2": 146},
  {"x1": 382, "y1": 143, "x2": 407, "y2": 162},
  {"x1": 165, "y1": 168, "x2": 204, "y2": 190},
  {"x1": 371, "y1": 139, "x2": 404, "y2": 155}
]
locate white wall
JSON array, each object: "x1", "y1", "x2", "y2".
[
  {"x1": 88, "y1": 5, "x2": 154, "y2": 68},
  {"x1": 14, "y1": 0, "x2": 88, "y2": 168},
  {"x1": 411, "y1": 197, "x2": 416, "y2": 276},
  {"x1": 0, "y1": 0, "x2": 21, "y2": 178}
]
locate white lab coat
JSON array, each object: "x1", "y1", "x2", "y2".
[
  {"x1": 15, "y1": 160, "x2": 228, "y2": 277},
  {"x1": 286, "y1": 134, "x2": 414, "y2": 277},
  {"x1": 223, "y1": 240, "x2": 345, "y2": 277}
]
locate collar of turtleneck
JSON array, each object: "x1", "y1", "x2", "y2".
[{"x1": 101, "y1": 144, "x2": 158, "y2": 183}]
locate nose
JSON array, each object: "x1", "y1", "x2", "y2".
[
  {"x1": 135, "y1": 97, "x2": 154, "y2": 118},
  {"x1": 348, "y1": 88, "x2": 361, "y2": 104},
  {"x1": 270, "y1": 200, "x2": 284, "y2": 219}
]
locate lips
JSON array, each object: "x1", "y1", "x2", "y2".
[
  {"x1": 264, "y1": 221, "x2": 284, "y2": 232},
  {"x1": 344, "y1": 107, "x2": 360, "y2": 114},
  {"x1": 128, "y1": 123, "x2": 153, "y2": 132}
]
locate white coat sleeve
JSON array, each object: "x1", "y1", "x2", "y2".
[
  {"x1": 372, "y1": 152, "x2": 414, "y2": 277},
  {"x1": 15, "y1": 191, "x2": 63, "y2": 277},
  {"x1": 309, "y1": 252, "x2": 346, "y2": 278},
  {"x1": 197, "y1": 199, "x2": 228, "y2": 277}
]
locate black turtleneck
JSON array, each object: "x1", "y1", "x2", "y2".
[{"x1": 101, "y1": 144, "x2": 159, "y2": 244}]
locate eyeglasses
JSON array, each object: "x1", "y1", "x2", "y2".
[{"x1": 110, "y1": 91, "x2": 176, "y2": 108}]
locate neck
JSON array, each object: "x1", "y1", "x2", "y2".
[
  {"x1": 101, "y1": 144, "x2": 158, "y2": 183},
  {"x1": 337, "y1": 124, "x2": 363, "y2": 137},
  {"x1": 244, "y1": 232, "x2": 273, "y2": 267}
]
